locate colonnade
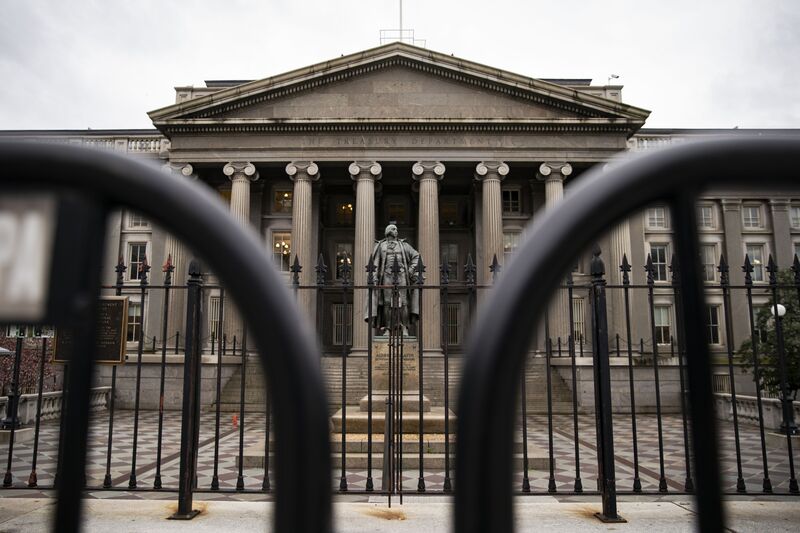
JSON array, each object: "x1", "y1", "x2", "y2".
[{"x1": 164, "y1": 159, "x2": 577, "y2": 354}]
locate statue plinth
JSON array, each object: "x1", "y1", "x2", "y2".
[{"x1": 359, "y1": 335, "x2": 430, "y2": 412}]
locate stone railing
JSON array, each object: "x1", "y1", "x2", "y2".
[
  {"x1": 714, "y1": 393, "x2": 800, "y2": 431},
  {"x1": 0, "y1": 386, "x2": 110, "y2": 425},
  {"x1": 628, "y1": 135, "x2": 683, "y2": 152},
  {"x1": 0, "y1": 133, "x2": 169, "y2": 156}
]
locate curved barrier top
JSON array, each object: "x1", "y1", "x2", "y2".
[
  {"x1": 0, "y1": 142, "x2": 331, "y2": 533},
  {"x1": 455, "y1": 136, "x2": 800, "y2": 533}
]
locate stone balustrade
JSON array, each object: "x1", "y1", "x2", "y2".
[
  {"x1": 714, "y1": 393, "x2": 800, "y2": 431},
  {"x1": 0, "y1": 132, "x2": 168, "y2": 155},
  {"x1": 0, "y1": 386, "x2": 110, "y2": 425}
]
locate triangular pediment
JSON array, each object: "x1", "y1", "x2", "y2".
[{"x1": 149, "y1": 42, "x2": 649, "y2": 134}]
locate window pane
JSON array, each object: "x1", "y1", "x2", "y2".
[
  {"x1": 387, "y1": 202, "x2": 408, "y2": 225},
  {"x1": 746, "y1": 244, "x2": 764, "y2": 281},
  {"x1": 127, "y1": 302, "x2": 142, "y2": 342},
  {"x1": 446, "y1": 302, "x2": 460, "y2": 345},
  {"x1": 654, "y1": 306, "x2": 671, "y2": 344},
  {"x1": 701, "y1": 244, "x2": 717, "y2": 282},
  {"x1": 647, "y1": 207, "x2": 666, "y2": 228},
  {"x1": 335, "y1": 202, "x2": 354, "y2": 225},
  {"x1": 502, "y1": 189, "x2": 521, "y2": 214},
  {"x1": 127, "y1": 211, "x2": 148, "y2": 229},
  {"x1": 128, "y1": 243, "x2": 147, "y2": 280},
  {"x1": 332, "y1": 303, "x2": 353, "y2": 346},
  {"x1": 335, "y1": 243, "x2": 353, "y2": 279},
  {"x1": 743, "y1": 206, "x2": 762, "y2": 228},
  {"x1": 440, "y1": 243, "x2": 459, "y2": 281},
  {"x1": 272, "y1": 232, "x2": 292, "y2": 272},
  {"x1": 698, "y1": 206, "x2": 714, "y2": 228},
  {"x1": 273, "y1": 189, "x2": 293, "y2": 214},
  {"x1": 503, "y1": 232, "x2": 520, "y2": 265},
  {"x1": 441, "y1": 199, "x2": 460, "y2": 226},
  {"x1": 571, "y1": 298, "x2": 585, "y2": 344},
  {"x1": 650, "y1": 244, "x2": 668, "y2": 281},
  {"x1": 791, "y1": 206, "x2": 800, "y2": 229},
  {"x1": 706, "y1": 306, "x2": 720, "y2": 345}
]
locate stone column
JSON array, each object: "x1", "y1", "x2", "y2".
[
  {"x1": 350, "y1": 161, "x2": 382, "y2": 356},
  {"x1": 222, "y1": 161, "x2": 259, "y2": 344},
  {"x1": 161, "y1": 162, "x2": 195, "y2": 343},
  {"x1": 537, "y1": 162, "x2": 572, "y2": 341},
  {"x1": 413, "y1": 161, "x2": 445, "y2": 354},
  {"x1": 770, "y1": 199, "x2": 793, "y2": 268},
  {"x1": 287, "y1": 161, "x2": 320, "y2": 326},
  {"x1": 721, "y1": 198, "x2": 749, "y2": 348},
  {"x1": 474, "y1": 161, "x2": 509, "y2": 284}
]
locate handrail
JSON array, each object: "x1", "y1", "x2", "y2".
[
  {"x1": 0, "y1": 142, "x2": 331, "y2": 533},
  {"x1": 455, "y1": 136, "x2": 800, "y2": 533}
]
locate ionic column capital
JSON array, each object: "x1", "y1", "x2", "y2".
[
  {"x1": 413, "y1": 161, "x2": 446, "y2": 181},
  {"x1": 161, "y1": 162, "x2": 196, "y2": 179},
  {"x1": 536, "y1": 162, "x2": 572, "y2": 182},
  {"x1": 286, "y1": 161, "x2": 320, "y2": 182},
  {"x1": 223, "y1": 161, "x2": 259, "y2": 182},
  {"x1": 349, "y1": 161, "x2": 382, "y2": 181},
  {"x1": 474, "y1": 161, "x2": 508, "y2": 181}
]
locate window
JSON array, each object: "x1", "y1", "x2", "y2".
[
  {"x1": 332, "y1": 303, "x2": 353, "y2": 346},
  {"x1": 571, "y1": 298, "x2": 585, "y2": 344},
  {"x1": 503, "y1": 232, "x2": 520, "y2": 265},
  {"x1": 654, "y1": 305, "x2": 671, "y2": 345},
  {"x1": 745, "y1": 244, "x2": 765, "y2": 282},
  {"x1": 791, "y1": 206, "x2": 800, "y2": 229},
  {"x1": 698, "y1": 206, "x2": 714, "y2": 229},
  {"x1": 742, "y1": 205, "x2": 763, "y2": 229},
  {"x1": 387, "y1": 201, "x2": 408, "y2": 225},
  {"x1": 209, "y1": 296, "x2": 221, "y2": 342},
  {"x1": 646, "y1": 207, "x2": 667, "y2": 229},
  {"x1": 441, "y1": 199, "x2": 461, "y2": 226},
  {"x1": 441, "y1": 243, "x2": 459, "y2": 281},
  {"x1": 502, "y1": 189, "x2": 521, "y2": 215},
  {"x1": 128, "y1": 242, "x2": 148, "y2": 281},
  {"x1": 335, "y1": 243, "x2": 353, "y2": 280},
  {"x1": 649, "y1": 243, "x2": 669, "y2": 281},
  {"x1": 445, "y1": 302, "x2": 461, "y2": 345},
  {"x1": 700, "y1": 244, "x2": 718, "y2": 282},
  {"x1": 335, "y1": 202, "x2": 354, "y2": 225},
  {"x1": 706, "y1": 306, "x2": 721, "y2": 345},
  {"x1": 272, "y1": 232, "x2": 292, "y2": 273},
  {"x1": 273, "y1": 189, "x2": 293, "y2": 214},
  {"x1": 127, "y1": 301, "x2": 142, "y2": 342},
  {"x1": 126, "y1": 211, "x2": 149, "y2": 229}
]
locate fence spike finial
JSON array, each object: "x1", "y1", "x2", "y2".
[
  {"x1": 290, "y1": 255, "x2": 302, "y2": 287},
  {"x1": 139, "y1": 256, "x2": 151, "y2": 287},
  {"x1": 316, "y1": 253, "x2": 328, "y2": 286},
  {"x1": 464, "y1": 253, "x2": 476, "y2": 286},
  {"x1": 490, "y1": 254, "x2": 502, "y2": 282},
  {"x1": 645, "y1": 253, "x2": 655, "y2": 284},
  {"x1": 590, "y1": 245, "x2": 605, "y2": 277},
  {"x1": 621, "y1": 253, "x2": 631, "y2": 285},
  {"x1": 742, "y1": 254, "x2": 753, "y2": 285},
  {"x1": 717, "y1": 254, "x2": 730, "y2": 286},
  {"x1": 440, "y1": 256, "x2": 450, "y2": 285},
  {"x1": 767, "y1": 254, "x2": 778, "y2": 285}
]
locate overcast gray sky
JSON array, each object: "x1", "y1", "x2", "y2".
[{"x1": 1, "y1": 0, "x2": 798, "y2": 130}]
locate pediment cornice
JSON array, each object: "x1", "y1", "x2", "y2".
[{"x1": 149, "y1": 43, "x2": 649, "y2": 133}]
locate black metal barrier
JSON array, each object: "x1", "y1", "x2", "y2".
[
  {"x1": 0, "y1": 143, "x2": 331, "y2": 533},
  {"x1": 455, "y1": 137, "x2": 800, "y2": 533}
]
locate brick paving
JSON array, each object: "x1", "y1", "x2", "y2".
[{"x1": 0, "y1": 408, "x2": 798, "y2": 500}]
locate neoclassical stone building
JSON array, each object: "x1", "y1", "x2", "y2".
[{"x1": 4, "y1": 42, "x2": 798, "y2": 409}]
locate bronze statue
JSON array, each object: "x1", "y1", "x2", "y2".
[{"x1": 365, "y1": 224, "x2": 420, "y2": 335}]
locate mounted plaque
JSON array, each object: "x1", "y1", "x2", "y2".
[{"x1": 53, "y1": 296, "x2": 129, "y2": 364}]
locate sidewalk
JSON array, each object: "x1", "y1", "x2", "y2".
[{"x1": 0, "y1": 495, "x2": 798, "y2": 532}]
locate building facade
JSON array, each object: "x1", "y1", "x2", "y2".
[{"x1": 3, "y1": 42, "x2": 798, "y2": 409}]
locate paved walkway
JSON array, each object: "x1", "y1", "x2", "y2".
[
  {"x1": 0, "y1": 496, "x2": 799, "y2": 532},
  {"x1": 0, "y1": 410, "x2": 797, "y2": 496}
]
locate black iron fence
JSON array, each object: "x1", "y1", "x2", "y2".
[{"x1": 1, "y1": 246, "x2": 799, "y2": 509}]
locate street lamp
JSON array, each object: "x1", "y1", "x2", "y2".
[{"x1": 770, "y1": 302, "x2": 797, "y2": 436}]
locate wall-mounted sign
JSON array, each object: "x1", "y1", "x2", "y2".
[{"x1": 53, "y1": 296, "x2": 128, "y2": 365}]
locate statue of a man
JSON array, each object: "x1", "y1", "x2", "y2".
[{"x1": 365, "y1": 224, "x2": 421, "y2": 335}]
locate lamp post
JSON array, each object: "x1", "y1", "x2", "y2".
[
  {"x1": 771, "y1": 303, "x2": 798, "y2": 436},
  {"x1": 1, "y1": 334, "x2": 24, "y2": 430}
]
